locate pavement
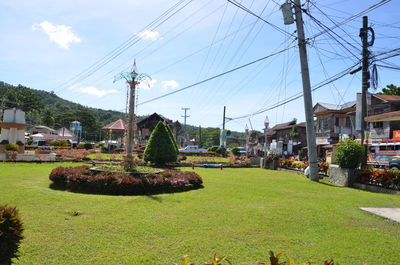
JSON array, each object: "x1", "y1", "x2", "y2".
[{"x1": 360, "y1": 208, "x2": 400, "y2": 223}]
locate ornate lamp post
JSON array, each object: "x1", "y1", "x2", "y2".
[{"x1": 114, "y1": 60, "x2": 151, "y2": 170}]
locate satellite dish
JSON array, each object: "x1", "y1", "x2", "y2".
[{"x1": 264, "y1": 116, "x2": 270, "y2": 129}]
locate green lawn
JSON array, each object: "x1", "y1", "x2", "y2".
[{"x1": 1, "y1": 163, "x2": 400, "y2": 264}]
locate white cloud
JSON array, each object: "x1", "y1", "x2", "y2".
[
  {"x1": 137, "y1": 79, "x2": 157, "y2": 90},
  {"x1": 73, "y1": 86, "x2": 118, "y2": 97},
  {"x1": 32, "y1": 21, "x2": 81, "y2": 49},
  {"x1": 162, "y1": 80, "x2": 179, "y2": 90},
  {"x1": 137, "y1": 30, "x2": 162, "y2": 41}
]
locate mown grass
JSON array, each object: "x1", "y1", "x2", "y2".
[{"x1": 1, "y1": 162, "x2": 400, "y2": 264}]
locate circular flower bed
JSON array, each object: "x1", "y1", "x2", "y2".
[{"x1": 49, "y1": 166, "x2": 203, "y2": 195}]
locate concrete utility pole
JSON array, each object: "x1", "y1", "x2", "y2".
[
  {"x1": 220, "y1": 106, "x2": 227, "y2": 147},
  {"x1": 360, "y1": 16, "x2": 374, "y2": 167},
  {"x1": 293, "y1": 0, "x2": 319, "y2": 181},
  {"x1": 199, "y1": 125, "x2": 202, "y2": 147},
  {"x1": 181, "y1": 107, "x2": 190, "y2": 146}
]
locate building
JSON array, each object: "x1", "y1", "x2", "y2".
[
  {"x1": 313, "y1": 101, "x2": 356, "y2": 158},
  {"x1": 29, "y1": 125, "x2": 57, "y2": 135},
  {"x1": 264, "y1": 120, "x2": 307, "y2": 156},
  {"x1": 137, "y1": 113, "x2": 174, "y2": 145},
  {"x1": 362, "y1": 94, "x2": 400, "y2": 140}
]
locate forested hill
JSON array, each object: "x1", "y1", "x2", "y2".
[
  {"x1": 0, "y1": 81, "x2": 245, "y2": 144},
  {"x1": 0, "y1": 81, "x2": 124, "y2": 126}
]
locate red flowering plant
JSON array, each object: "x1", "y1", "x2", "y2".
[{"x1": 357, "y1": 168, "x2": 400, "y2": 190}]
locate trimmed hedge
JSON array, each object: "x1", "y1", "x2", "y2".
[
  {"x1": 0, "y1": 206, "x2": 24, "y2": 264},
  {"x1": 357, "y1": 168, "x2": 400, "y2": 190},
  {"x1": 49, "y1": 166, "x2": 203, "y2": 195}
]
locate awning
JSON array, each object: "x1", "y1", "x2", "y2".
[
  {"x1": 101, "y1": 119, "x2": 127, "y2": 131},
  {"x1": 365, "y1": 111, "x2": 400, "y2": 122}
]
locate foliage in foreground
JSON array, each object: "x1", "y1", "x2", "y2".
[
  {"x1": 49, "y1": 166, "x2": 202, "y2": 195},
  {"x1": 144, "y1": 122, "x2": 178, "y2": 165},
  {"x1": 357, "y1": 168, "x2": 400, "y2": 190},
  {"x1": 334, "y1": 139, "x2": 363, "y2": 169},
  {"x1": 0, "y1": 205, "x2": 24, "y2": 264},
  {"x1": 174, "y1": 251, "x2": 342, "y2": 265}
]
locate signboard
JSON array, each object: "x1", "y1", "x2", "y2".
[
  {"x1": 327, "y1": 138, "x2": 333, "y2": 143},
  {"x1": 393, "y1": 130, "x2": 400, "y2": 140}
]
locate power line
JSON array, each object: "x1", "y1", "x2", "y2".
[
  {"x1": 228, "y1": 63, "x2": 358, "y2": 121},
  {"x1": 137, "y1": 45, "x2": 295, "y2": 106},
  {"x1": 307, "y1": 0, "x2": 392, "y2": 41},
  {"x1": 52, "y1": 0, "x2": 193, "y2": 94},
  {"x1": 227, "y1": 0, "x2": 293, "y2": 37}
]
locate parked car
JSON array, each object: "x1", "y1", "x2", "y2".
[
  {"x1": 389, "y1": 156, "x2": 400, "y2": 170},
  {"x1": 237, "y1": 147, "x2": 247, "y2": 156},
  {"x1": 179, "y1": 145, "x2": 208, "y2": 153}
]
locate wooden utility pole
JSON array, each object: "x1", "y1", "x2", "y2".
[
  {"x1": 293, "y1": 0, "x2": 319, "y2": 181},
  {"x1": 360, "y1": 16, "x2": 373, "y2": 167}
]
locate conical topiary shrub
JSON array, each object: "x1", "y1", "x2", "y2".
[
  {"x1": 165, "y1": 124, "x2": 179, "y2": 154},
  {"x1": 144, "y1": 122, "x2": 178, "y2": 165}
]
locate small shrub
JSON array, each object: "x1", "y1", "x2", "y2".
[
  {"x1": 84, "y1": 143, "x2": 93, "y2": 150},
  {"x1": 16, "y1": 141, "x2": 24, "y2": 146},
  {"x1": 5, "y1": 144, "x2": 18, "y2": 151},
  {"x1": 334, "y1": 139, "x2": 364, "y2": 169},
  {"x1": 0, "y1": 205, "x2": 24, "y2": 264},
  {"x1": 208, "y1": 146, "x2": 219, "y2": 152},
  {"x1": 0, "y1": 140, "x2": 9, "y2": 145},
  {"x1": 216, "y1": 146, "x2": 227, "y2": 156},
  {"x1": 231, "y1": 147, "x2": 240, "y2": 156},
  {"x1": 49, "y1": 140, "x2": 70, "y2": 147}
]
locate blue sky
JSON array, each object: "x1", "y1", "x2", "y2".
[{"x1": 1, "y1": 0, "x2": 399, "y2": 132}]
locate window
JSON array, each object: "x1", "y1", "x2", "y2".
[
  {"x1": 345, "y1": 117, "x2": 352, "y2": 128},
  {"x1": 373, "y1": 121, "x2": 383, "y2": 129},
  {"x1": 319, "y1": 118, "x2": 329, "y2": 131}
]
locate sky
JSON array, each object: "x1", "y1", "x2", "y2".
[{"x1": 1, "y1": 0, "x2": 400, "y2": 132}]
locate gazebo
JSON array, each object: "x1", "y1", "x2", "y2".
[{"x1": 101, "y1": 119, "x2": 127, "y2": 148}]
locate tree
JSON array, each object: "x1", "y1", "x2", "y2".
[
  {"x1": 378, "y1": 84, "x2": 400, "y2": 95},
  {"x1": 41, "y1": 108, "x2": 55, "y2": 127},
  {"x1": 144, "y1": 122, "x2": 178, "y2": 165},
  {"x1": 55, "y1": 109, "x2": 98, "y2": 140},
  {"x1": 290, "y1": 125, "x2": 299, "y2": 141}
]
